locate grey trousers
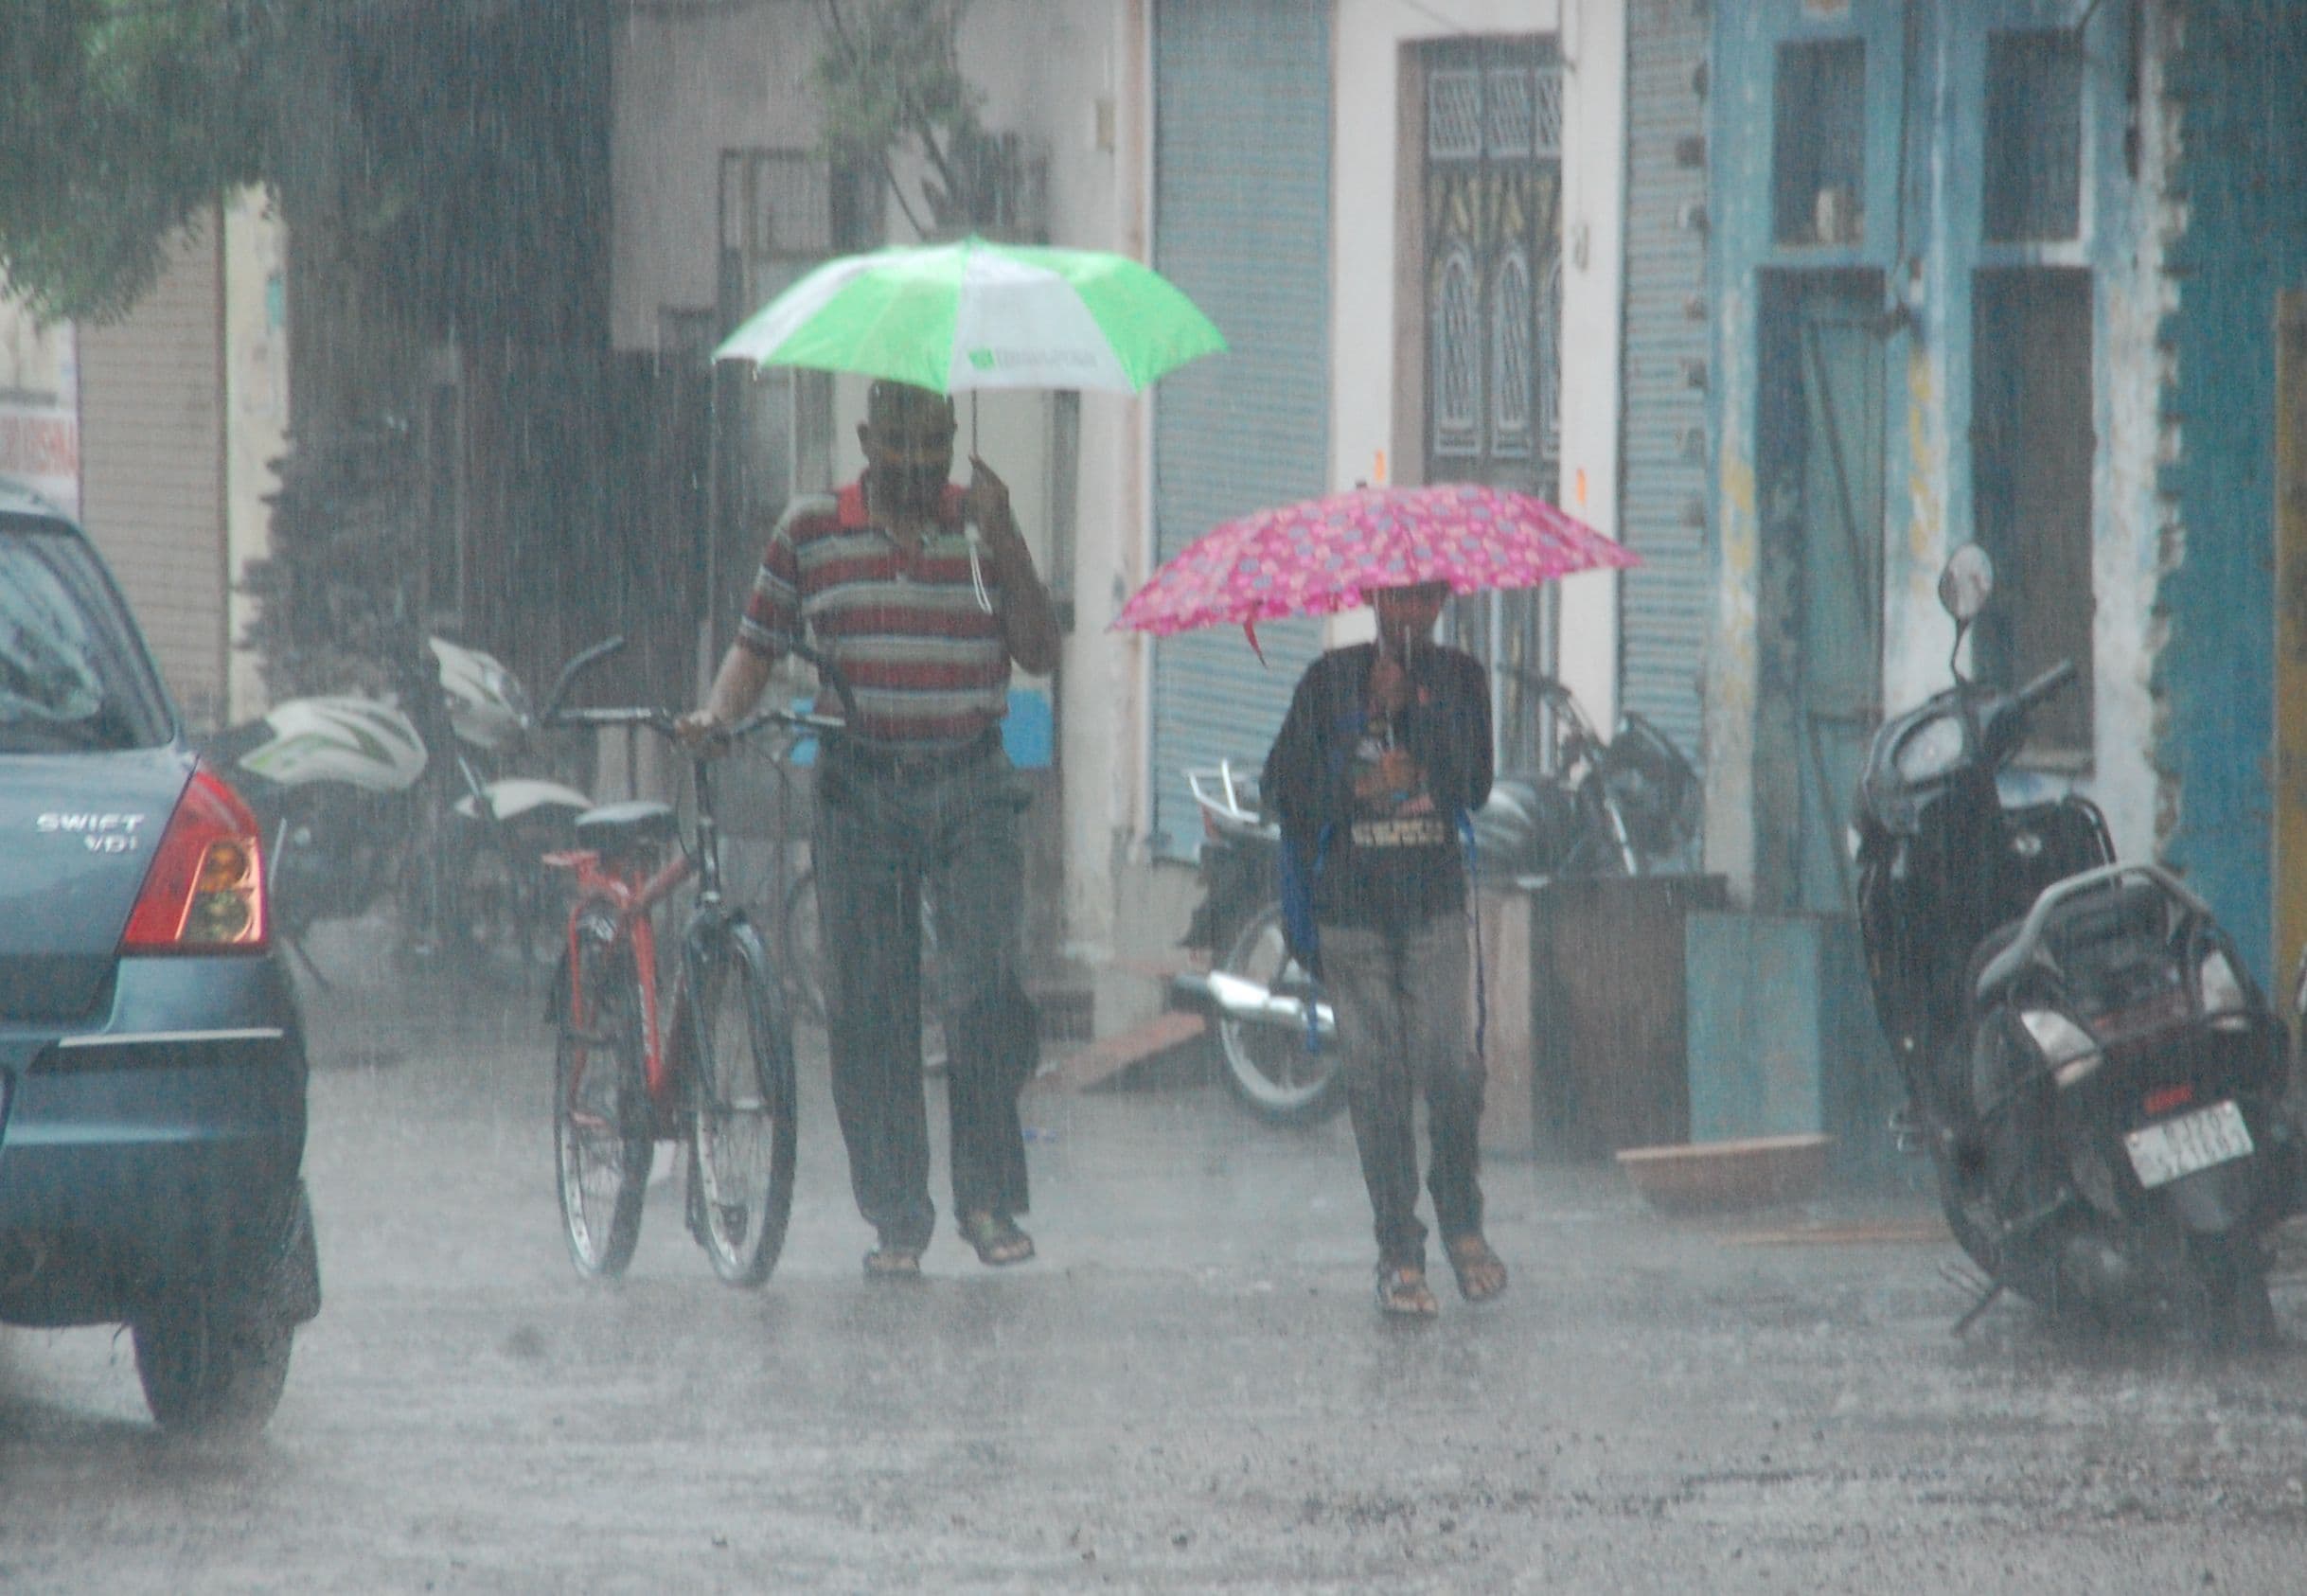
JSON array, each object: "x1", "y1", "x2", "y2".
[
  {"x1": 814, "y1": 746, "x2": 1039, "y2": 1251},
  {"x1": 1320, "y1": 914, "x2": 1484, "y2": 1270}
]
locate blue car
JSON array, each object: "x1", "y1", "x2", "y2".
[{"x1": 0, "y1": 482, "x2": 319, "y2": 1433}]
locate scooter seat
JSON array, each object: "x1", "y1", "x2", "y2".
[
  {"x1": 2045, "y1": 874, "x2": 2173, "y2": 963},
  {"x1": 575, "y1": 800, "x2": 679, "y2": 851}
]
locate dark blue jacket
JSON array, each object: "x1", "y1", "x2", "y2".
[{"x1": 1262, "y1": 642, "x2": 1492, "y2": 937}]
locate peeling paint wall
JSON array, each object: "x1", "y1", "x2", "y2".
[
  {"x1": 1708, "y1": 0, "x2": 2165, "y2": 914},
  {"x1": 2152, "y1": 0, "x2": 2307, "y2": 986}
]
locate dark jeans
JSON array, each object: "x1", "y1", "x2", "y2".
[
  {"x1": 814, "y1": 742, "x2": 1039, "y2": 1251},
  {"x1": 1320, "y1": 914, "x2": 1483, "y2": 1271}
]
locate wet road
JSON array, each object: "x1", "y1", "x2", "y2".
[{"x1": 6, "y1": 962, "x2": 2307, "y2": 1591}]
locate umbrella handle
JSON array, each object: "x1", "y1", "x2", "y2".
[{"x1": 964, "y1": 528, "x2": 994, "y2": 614}]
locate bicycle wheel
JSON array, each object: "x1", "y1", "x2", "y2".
[
  {"x1": 554, "y1": 913, "x2": 652, "y2": 1277},
  {"x1": 684, "y1": 923, "x2": 797, "y2": 1286}
]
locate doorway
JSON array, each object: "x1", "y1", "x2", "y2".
[
  {"x1": 1420, "y1": 35, "x2": 1562, "y2": 775},
  {"x1": 1754, "y1": 271, "x2": 1890, "y2": 914}
]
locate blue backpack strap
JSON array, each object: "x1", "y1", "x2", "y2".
[
  {"x1": 1456, "y1": 807, "x2": 1486, "y2": 1068},
  {"x1": 1275, "y1": 822, "x2": 1332, "y2": 1055},
  {"x1": 1275, "y1": 822, "x2": 1328, "y2": 979}
]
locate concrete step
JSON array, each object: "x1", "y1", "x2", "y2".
[{"x1": 1034, "y1": 1010, "x2": 1207, "y2": 1093}]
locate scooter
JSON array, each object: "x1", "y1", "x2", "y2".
[
  {"x1": 1173, "y1": 674, "x2": 1698, "y2": 1126},
  {"x1": 1854, "y1": 544, "x2": 2303, "y2": 1343},
  {"x1": 204, "y1": 635, "x2": 594, "y2": 972}
]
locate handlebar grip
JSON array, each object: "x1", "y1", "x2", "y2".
[{"x1": 2015, "y1": 659, "x2": 2078, "y2": 710}]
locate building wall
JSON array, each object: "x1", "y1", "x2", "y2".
[
  {"x1": 1329, "y1": 0, "x2": 1627, "y2": 725},
  {"x1": 78, "y1": 217, "x2": 229, "y2": 732},
  {"x1": 1705, "y1": 0, "x2": 2161, "y2": 910},
  {"x1": 2155, "y1": 0, "x2": 2307, "y2": 985},
  {"x1": 0, "y1": 301, "x2": 79, "y2": 520},
  {"x1": 610, "y1": 0, "x2": 1154, "y2": 970},
  {"x1": 607, "y1": 2, "x2": 1639, "y2": 997},
  {"x1": 223, "y1": 189, "x2": 291, "y2": 721}
]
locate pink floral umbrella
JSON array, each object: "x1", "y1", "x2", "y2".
[{"x1": 1112, "y1": 482, "x2": 1642, "y2": 648}]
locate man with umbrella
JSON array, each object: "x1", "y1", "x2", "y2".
[
  {"x1": 682, "y1": 379, "x2": 1058, "y2": 1279},
  {"x1": 1262, "y1": 581, "x2": 1508, "y2": 1317}
]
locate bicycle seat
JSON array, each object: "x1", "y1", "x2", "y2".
[{"x1": 575, "y1": 800, "x2": 679, "y2": 852}]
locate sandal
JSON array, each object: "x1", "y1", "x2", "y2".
[
  {"x1": 1446, "y1": 1234, "x2": 1508, "y2": 1303},
  {"x1": 863, "y1": 1244, "x2": 923, "y2": 1282},
  {"x1": 958, "y1": 1211, "x2": 1036, "y2": 1267},
  {"x1": 1376, "y1": 1264, "x2": 1440, "y2": 1319}
]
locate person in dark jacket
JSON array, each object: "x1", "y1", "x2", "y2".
[{"x1": 1262, "y1": 580, "x2": 1506, "y2": 1317}]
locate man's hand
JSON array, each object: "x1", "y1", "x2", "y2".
[
  {"x1": 963, "y1": 452, "x2": 1060, "y2": 673},
  {"x1": 1368, "y1": 653, "x2": 1411, "y2": 718},
  {"x1": 681, "y1": 643, "x2": 774, "y2": 754},
  {"x1": 964, "y1": 454, "x2": 1019, "y2": 545},
  {"x1": 673, "y1": 707, "x2": 726, "y2": 752}
]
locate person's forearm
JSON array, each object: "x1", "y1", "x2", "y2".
[
  {"x1": 704, "y1": 644, "x2": 773, "y2": 724},
  {"x1": 985, "y1": 532, "x2": 1061, "y2": 675}
]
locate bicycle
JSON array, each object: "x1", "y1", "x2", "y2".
[{"x1": 536, "y1": 635, "x2": 848, "y2": 1286}]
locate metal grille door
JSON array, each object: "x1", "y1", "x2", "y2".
[{"x1": 1423, "y1": 36, "x2": 1563, "y2": 776}]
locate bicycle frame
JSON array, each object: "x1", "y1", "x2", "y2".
[
  {"x1": 542, "y1": 726, "x2": 771, "y2": 1114},
  {"x1": 546, "y1": 843, "x2": 695, "y2": 1108}
]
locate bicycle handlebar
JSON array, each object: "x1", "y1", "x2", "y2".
[{"x1": 539, "y1": 632, "x2": 853, "y2": 749}]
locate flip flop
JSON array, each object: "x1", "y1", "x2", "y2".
[
  {"x1": 1446, "y1": 1234, "x2": 1508, "y2": 1303},
  {"x1": 863, "y1": 1245, "x2": 923, "y2": 1282},
  {"x1": 1376, "y1": 1264, "x2": 1439, "y2": 1319},
  {"x1": 958, "y1": 1211, "x2": 1036, "y2": 1267}
]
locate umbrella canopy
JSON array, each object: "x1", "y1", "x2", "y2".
[
  {"x1": 1112, "y1": 482, "x2": 1642, "y2": 639},
  {"x1": 713, "y1": 234, "x2": 1226, "y2": 394}
]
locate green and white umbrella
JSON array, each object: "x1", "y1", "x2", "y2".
[{"x1": 712, "y1": 234, "x2": 1226, "y2": 394}]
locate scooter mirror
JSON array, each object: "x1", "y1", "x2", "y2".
[{"x1": 1938, "y1": 543, "x2": 1995, "y2": 623}]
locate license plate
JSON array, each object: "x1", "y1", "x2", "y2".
[{"x1": 2124, "y1": 1099, "x2": 2254, "y2": 1190}]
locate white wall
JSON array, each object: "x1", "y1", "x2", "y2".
[
  {"x1": 963, "y1": 1, "x2": 1155, "y2": 963},
  {"x1": 609, "y1": 5, "x2": 825, "y2": 349},
  {"x1": 0, "y1": 297, "x2": 79, "y2": 519},
  {"x1": 1328, "y1": 0, "x2": 1627, "y2": 724},
  {"x1": 223, "y1": 187, "x2": 290, "y2": 720}
]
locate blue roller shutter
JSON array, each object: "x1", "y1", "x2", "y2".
[{"x1": 1148, "y1": 0, "x2": 1331, "y2": 858}]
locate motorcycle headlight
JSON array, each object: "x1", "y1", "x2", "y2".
[
  {"x1": 2198, "y1": 949, "x2": 2251, "y2": 1030},
  {"x1": 2019, "y1": 1007, "x2": 2103, "y2": 1088},
  {"x1": 1894, "y1": 714, "x2": 1966, "y2": 782}
]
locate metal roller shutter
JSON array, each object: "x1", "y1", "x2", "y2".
[
  {"x1": 1618, "y1": 0, "x2": 1711, "y2": 772},
  {"x1": 78, "y1": 218, "x2": 228, "y2": 731},
  {"x1": 1148, "y1": 0, "x2": 1330, "y2": 859}
]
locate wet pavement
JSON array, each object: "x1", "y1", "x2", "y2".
[{"x1": 6, "y1": 949, "x2": 2307, "y2": 1591}]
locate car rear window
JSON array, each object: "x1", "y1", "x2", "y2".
[{"x1": 0, "y1": 516, "x2": 173, "y2": 753}]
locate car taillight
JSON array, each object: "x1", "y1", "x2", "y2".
[{"x1": 121, "y1": 767, "x2": 269, "y2": 952}]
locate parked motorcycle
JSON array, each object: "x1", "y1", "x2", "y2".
[
  {"x1": 203, "y1": 635, "x2": 594, "y2": 971},
  {"x1": 1173, "y1": 673, "x2": 1699, "y2": 1126},
  {"x1": 1854, "y1": 543, "x2": 2303, "y2": 1343}
]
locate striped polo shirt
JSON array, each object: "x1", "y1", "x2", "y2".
[{"x1": 738, "y1": 481, "x2": 1010, "y2": 751}]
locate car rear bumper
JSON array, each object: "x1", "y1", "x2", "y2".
[{"x1": 0, "y1": 952, "x2": 307, "y2": 1325}]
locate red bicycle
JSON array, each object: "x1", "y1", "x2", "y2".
[{"x1": 537, "y1": 636, "x2": 847, "y2": 1286}]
